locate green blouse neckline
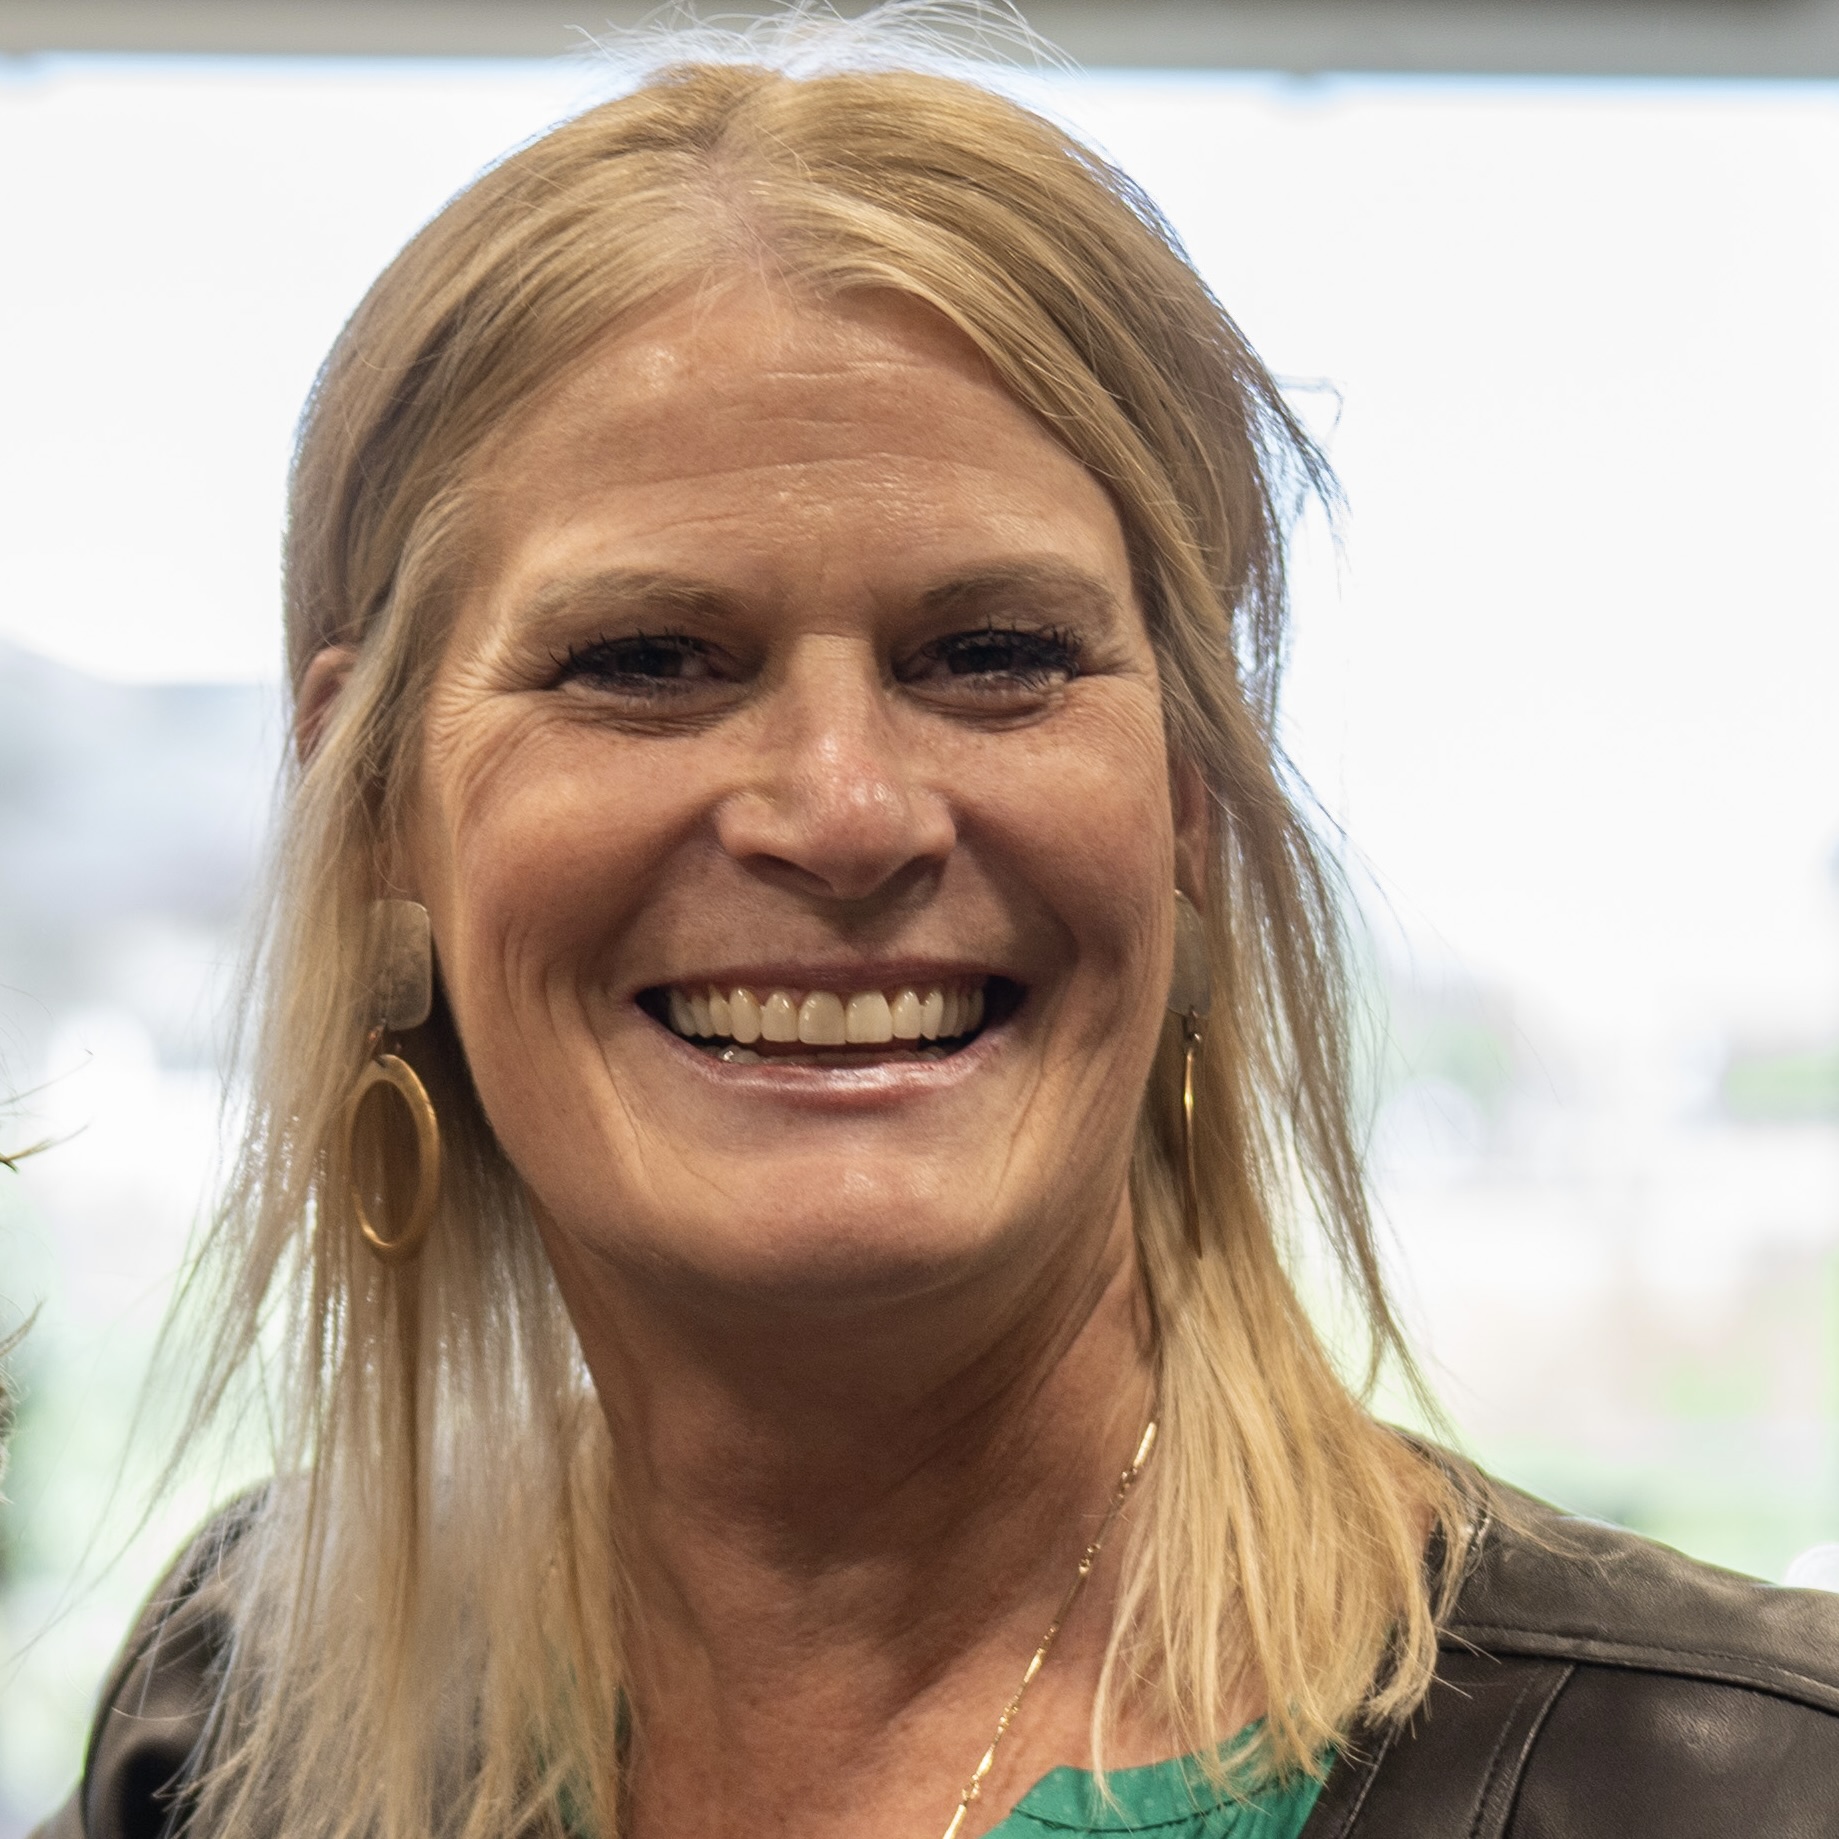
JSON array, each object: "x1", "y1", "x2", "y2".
[{"x1": 988, "y1": 1746, "x2": 1328, "y2": 1836}]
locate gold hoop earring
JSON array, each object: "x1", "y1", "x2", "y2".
[
  {"x1": 343, "y1": 1051, "x2": 441, "y2": 1263},
  {"x1": 340, "y1": 900, "x2": 440, "y2": 1265},
  {"x1": 1179, "y1": 1022, "x2": 1202, "y2": 1256},
  {"x1": 1168, "y1": 890, "x2": 1212, "y2": 1258}
]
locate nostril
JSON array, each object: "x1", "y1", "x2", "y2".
[{"x1": 712, "y1": 765, "x2": 957, "y2": 905}]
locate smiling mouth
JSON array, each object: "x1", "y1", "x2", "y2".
[{"x1": 639, "y1": 976, "x2": 1017, "y2": 1065}]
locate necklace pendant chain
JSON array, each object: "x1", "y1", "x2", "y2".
[{"x1": 938, "y1": 1419, "x2": 1159, "y2": 1839}]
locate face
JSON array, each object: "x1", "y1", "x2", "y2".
[{"x1": 406, "y1": 282, "x2": 1190, "y2": 1327}]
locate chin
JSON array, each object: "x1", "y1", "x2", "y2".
[{"x1": 601, "y1": 1178, "x2": 1034, "y2": 1314}]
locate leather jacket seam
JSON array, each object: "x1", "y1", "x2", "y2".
[
  {"x1": 1295, "y1": 1727, "x2": 1394, "y2": 1839},
  {"x1": 1466, "y1": 1660, "x2": 1574, "y2": 1839},
  {"x1": 1444, "y1": 1624, "x2": 1839, "y2": 1713}
]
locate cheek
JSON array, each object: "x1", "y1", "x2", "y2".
[
  {"x1": 415, "y1": 717, "x2": 681, "y2": 1034},
  {"x1": 976, "y1": 694, "x2": 1176, "y2": 1014}
]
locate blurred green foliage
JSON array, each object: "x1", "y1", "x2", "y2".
[{"x1": 1723, "y1": 1046, "x2": 1839, "y2": 1124}]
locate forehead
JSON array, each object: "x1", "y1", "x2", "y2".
[
  {"x1": 455, "y1": 281, "x2": 1134, "y2": 614},
  {"x1": 487, "y1": 281, "x2": 1006, "y2": 464}
]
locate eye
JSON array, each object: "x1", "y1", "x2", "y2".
[
  {"x1": 904, "y1": 626, "x2": 1082, "y2": 694},
  {"x1": 553, "y1": 632, "x2": 725, "y2": 696}
]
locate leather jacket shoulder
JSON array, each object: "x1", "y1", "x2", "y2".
[
  {"x1": 1304, "y1": 1475, "x2": 1839, "y2": 1837},
  {"x1": 32, "y1": 1472, "x2": 1839, "y2": 1837},
  {"x1": 28, "y1": 1492, "x2": 259, "y2": 1839}
]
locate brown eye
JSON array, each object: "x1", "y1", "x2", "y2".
[
  {"x1": 555, "y1": 633, "x2": 723, "y2": 695},
  {"x1": 906, "y1": 627, "x2": 1081, "y2": 692}
]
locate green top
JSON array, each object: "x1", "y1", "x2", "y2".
[{"x1": 988, "y1": 1754, "x2": 1326, "y2": 1837}]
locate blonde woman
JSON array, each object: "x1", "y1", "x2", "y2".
[{"x1": 36, "y1": 28, "x2": 1839, "y2": 1839}]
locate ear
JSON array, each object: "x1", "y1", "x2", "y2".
[
  {"x1": 1170, "y1": 752, "x2": 1214, "y2": 906},
  {"x1": 295, "y1": 645, "x2": 358, "y2": 764}
]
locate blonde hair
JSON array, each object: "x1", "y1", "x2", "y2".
[{"x1": 170, "y1": 22, "x2": 1466, "y2": 1836}]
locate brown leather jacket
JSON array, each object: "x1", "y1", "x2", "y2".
[{"x1": 31, "y1": 1474, "x2": 1839, "y2": 1837}]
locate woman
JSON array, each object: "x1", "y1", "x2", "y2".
[{"x1": 35, "y1": 27, "x2": 1839, "y2": 1839}]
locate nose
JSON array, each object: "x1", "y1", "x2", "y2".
[{"x1": 714, "y1": 638, "x2": 956, "y2": 903}]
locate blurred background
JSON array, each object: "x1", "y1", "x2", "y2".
[{"x1": 3, "y1": 2, "x2": 1838, "y2": 1825}]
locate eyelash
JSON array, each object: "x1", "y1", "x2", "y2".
[
  {"x1": 907, "y1": 625, "x2": 1083, "y2": 690},
  {"x1": 552, "y1": 624, "x2": 1084, "y2": 696},
  {"x1": 552, "y1": 631, "x2": 715, "y2": 694}
]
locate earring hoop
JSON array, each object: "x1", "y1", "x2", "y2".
[
  {"x1": 1179, "y1": 1020, "x2": 1203, "y2": 1257},
  {"x1": 341, "y1": 899, "x2": 440, "y2": 1265},
  {"x1": 342, "y1": 1049, "x2": 441, "y2": 1264},
  {"x1": 1168, "y1": 890, "x2": 1212, "y2": 1258}
]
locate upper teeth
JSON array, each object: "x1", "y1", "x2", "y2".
[{"x1": 665, "y1": 983, "x2": 986, "y2": 1046}]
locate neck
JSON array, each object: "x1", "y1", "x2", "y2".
[{"x1": 550, "y1": 1193, "x2": 1164, "y2": 1839}]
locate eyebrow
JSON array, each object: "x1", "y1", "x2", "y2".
[
  {"x1": 520, "y1": 570, "x2": 739, "y2": 628},
  {"x1": 515, "y1": 559, "x2": 1124, "y2": 633},
  {"x1": 916, "y1": 563, "x2": 1124, "y2": 626}
]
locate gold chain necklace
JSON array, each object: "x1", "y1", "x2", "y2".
[{"x1": 938, "y1": 1419, "x2": 1159, "y2": 1839}]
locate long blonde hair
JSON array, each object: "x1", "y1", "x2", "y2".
[{"x1": 170, "y1": 24, "x2": 1464, "y2": 1837}]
